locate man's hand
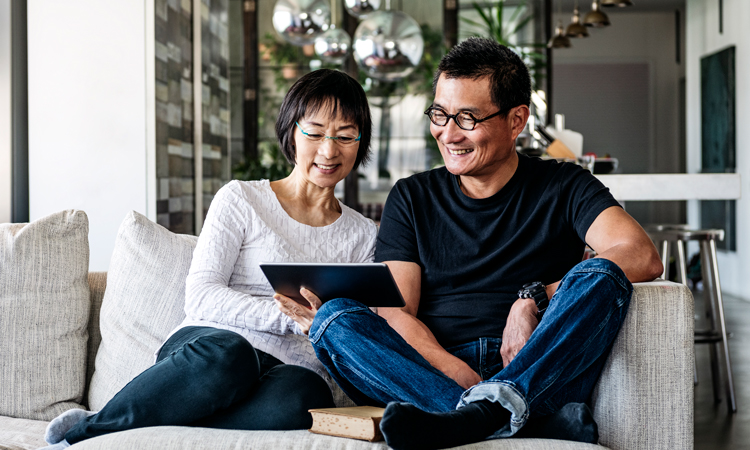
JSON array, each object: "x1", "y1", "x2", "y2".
[
  {"x1": 443, "y1": 363, "x2": 483, "y2": 390},
  {"x1": 501, "y1": 297, "x2": 539, "y2": 367},
  {"x1": 274, "y1": 287, "x2": 322, "y2": 335}
]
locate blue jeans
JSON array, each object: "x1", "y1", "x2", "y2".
[
  {"x1": 309, "y1": 258, "x2": 632, "y2": 437},
  {"x1": 66, "y1": 327, "x2": 334, "y2": 444}
]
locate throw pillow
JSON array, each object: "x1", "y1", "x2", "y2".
[
  {"x1": 0, "y1": 210, "x2": 90, "y2": 420},
  {"x1": 87, "y1": 211, "x2": 197, "y2": 410}
]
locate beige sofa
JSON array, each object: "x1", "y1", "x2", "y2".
[{"x1": 0, "y1": 210, "x2": 694, "y2": 450}]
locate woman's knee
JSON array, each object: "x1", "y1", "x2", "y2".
[
  {"x1": 267, "y1": 365, "x2": 334, "y2": 410},
  {"x1": 182, "y1": 330, "x2": 261, "y2": 387}
]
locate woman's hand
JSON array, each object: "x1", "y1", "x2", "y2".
[{"x1": 274, "y1": 287, "x2": 322, "y2": 335}]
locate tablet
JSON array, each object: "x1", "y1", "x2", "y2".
[{"x1": 259, "y1": 263, "x2": 405, "y2": 308}]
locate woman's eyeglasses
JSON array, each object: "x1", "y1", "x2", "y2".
[
  {"x1": 295, "y1": 122, "x2": 361, "y2": 146},
  {"x1": 424, "y1": 107, "x2": 503, "y2": 131}
]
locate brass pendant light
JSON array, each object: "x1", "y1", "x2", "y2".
[
  {"x1": 601, "y1": 0, "x2": 633, "y2": 6},
  {"x1": 548, "y1": 20, "x2": 572, "y2": 48},
  {"x1": 566, "y1": 3, "x2": 589, "y2": 38},
  {"x1": 583, "y1": 0, "x2": 611, "y2": 27}
]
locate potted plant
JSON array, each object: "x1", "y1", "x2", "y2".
[
  {"x1": 262, "y1": 33, "x2": 312, "y2": 80},
  {"x1": 460, "y1": 0, "x2": 546, "y2": 88}
]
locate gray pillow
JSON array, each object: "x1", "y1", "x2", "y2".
[
  {"x1": 87, "y1": 211, "x2": 197, "y2": 411},
  {"x1": 0, "y1": 210, "x2": 90, "y2": 420}
]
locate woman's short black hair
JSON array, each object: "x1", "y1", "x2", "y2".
[
  {"x1": 275, "y1": 69, "x2": 372, "y2": 170},
  {"x1": 433, "y1": 37, "x2": 531, "y2": 116}
]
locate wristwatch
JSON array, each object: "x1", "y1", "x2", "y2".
[{"x1": 517, "y1": 281, "x2": 549, "y2": 319}]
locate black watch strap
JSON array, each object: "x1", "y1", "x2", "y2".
[{"x1": 517, "y1": 281, "x2": 549, "y2": 318}]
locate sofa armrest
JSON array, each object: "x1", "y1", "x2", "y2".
[{"x1": 591, "y1": 281, "x2": 694, "y2": 450}]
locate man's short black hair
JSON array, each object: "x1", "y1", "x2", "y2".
[
  {"x1": 276, "y1": 69, "x2": 372, "y2": 170},
  {"x1": 433, "y1": 37, "x2": 531, "y2": 115}
]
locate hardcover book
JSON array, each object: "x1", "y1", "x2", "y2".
[{"x1": 308, "y1": 406, "x2": 386, "y2": 442}]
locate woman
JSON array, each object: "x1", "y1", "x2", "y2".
[{"x1": 41, "y1": 69, "x2": 377, "y2": 449}]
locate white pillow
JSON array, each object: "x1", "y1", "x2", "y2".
[
  {"x1": 87, "y1": 211, "x2": 197, "y2": 411},
  {"x1": 0, "y1": 210, "x2": 90, "y2": 420}
]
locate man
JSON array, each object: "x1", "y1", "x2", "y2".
[{"x1": 276, "y1": 37, "x2": 663, "y2": 450}]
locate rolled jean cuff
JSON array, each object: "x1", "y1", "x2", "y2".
[{"x1": 458, "y1": 380, "x2": 528, "y2": 438}]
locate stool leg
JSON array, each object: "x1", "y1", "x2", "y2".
[
  {"x1": 677, "y1": 239, "x2": 688, "y2": 285},
  {"x1": 704, "y1": 239, "x2": 737, "y2": 413},
  {"x1": 660, "y1": 240, "x2": 670, "y2": 280},
  {"x1": 676, "y1": 239, "x2": 699, "y2": 385},
  {"x1": 700, "y1": 242, "x2": 722, "y2": 404}
]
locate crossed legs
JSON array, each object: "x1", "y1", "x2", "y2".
[{"x1": 310, "y1": 258, "x2": 633, "y2": 449}]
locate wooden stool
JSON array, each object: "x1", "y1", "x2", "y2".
[{"x1": 647, "y1": 225, "x2": 737, "y2": 413}]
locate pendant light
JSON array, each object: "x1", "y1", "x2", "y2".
[
  {"x1": 583, "y1": 0, "x2": 610, "y2": 28},
  {"x1": 601, "y1": 0, "x2": 633, "y2": 6},
  {"x1": 314, "y1": 0, "x2": 351, "y2": 64},
  {"x1": 548, "y1": 1, "x2": 571, "y2": 49},
  {"x1": 547, "y1": 23, "x2": 571, "y2": 48},
  {"x1": 565, "y1": 2, "x2": 589, "y2": 38}
]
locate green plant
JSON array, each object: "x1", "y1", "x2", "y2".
[
  {"x1": 262, "y1": 33, "x2": 314, "y2": 90},
  {"x1": 232, "y1": 141, "x2": 293, "y2": 182},
  {"x1": 460, "y1": 0, "x2": 546, "y2": 88}
]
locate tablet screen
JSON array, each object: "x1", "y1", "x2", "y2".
[{"x1": 259, "y1": 263, "x2": 405, "y2": 308}]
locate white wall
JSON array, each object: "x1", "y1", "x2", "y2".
[
  {"x1": 0, "y1": 0, "x2": 11, "y2": 224},
  {"x1": 27, "y1": 1, "x2": 154, "y2": 270},
  {"x1": 686, "y1": 0, "x2": 750, "y2": 298}
]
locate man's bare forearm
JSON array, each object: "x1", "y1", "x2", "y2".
[{"x1": 378, "y1": 307, "x2": 481, "y2": 389}]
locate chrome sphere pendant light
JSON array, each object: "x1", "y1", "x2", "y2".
[
  {"x1": 272, "y1": 0, "x2": 331, "y2": 45},
  {"x1": 344, "y1": 0, "x2": 381, "y2": 18},
  {"x1": 353, "y1": 0, "x2": 424, "y2": 81},
  {"x1": 314, "y1": 0, "x2": 351, "y2": 64}
]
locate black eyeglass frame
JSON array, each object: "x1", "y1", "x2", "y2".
[{"x1": 424, "y1": 107, "x2": 504, "y2": 131}]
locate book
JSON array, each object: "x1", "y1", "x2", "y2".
[{"x1": 308, "y1": 406, "x2": 386, "y2": 442}]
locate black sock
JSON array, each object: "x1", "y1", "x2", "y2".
[
  {"x1": 514, "y1": 402, "x2": 598, "y2": 443},
  {"x1": 379, "y1": 400, "x2": 511, "y2": 450}
]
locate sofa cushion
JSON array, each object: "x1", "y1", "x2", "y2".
[
  {"x1": 87, "y1": 211, "x2": 197, "y2": 411},
  {"x1": 0, "y1": 415, "x2": 49, "y2": 450},
  {"x1": 67, "y1": 427, "x2": 604, "y2": 450},
  {"x1": 0, "y1": 210, "x2": 90, "y2": 421}
]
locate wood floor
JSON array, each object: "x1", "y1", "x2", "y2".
[{"x1": 693, "y1": 291, "x2": 750, "y2": 450}]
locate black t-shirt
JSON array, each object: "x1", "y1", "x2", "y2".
[{"x1": 374, "y1": 154, "x2": 621, "y2": 348}]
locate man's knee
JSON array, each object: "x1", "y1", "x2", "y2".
[{"x1": 567, "y1": 258, "x2": 632, "y2": 300}]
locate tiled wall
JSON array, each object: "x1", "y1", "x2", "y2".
[{"x1": 155, "y1": 0, "x2": 230, "y2": 235}]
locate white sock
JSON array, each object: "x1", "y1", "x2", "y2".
[
  {"x1": 37, "y1": 438, "x2": 71, "y2": 450},
  {"x1": 44, "y1": 409, "x2": 95, "y2": 444}
]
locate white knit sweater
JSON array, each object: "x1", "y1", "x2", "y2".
[{"x1": 167, "y1": 179, "x2": 377, "y2": 400}]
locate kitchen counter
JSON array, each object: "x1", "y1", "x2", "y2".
[{"x1": 595, "y1": 173, "x2": 741, "y2": 201}]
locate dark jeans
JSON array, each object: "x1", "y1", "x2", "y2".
[
  {"x1": 66, "y1": 326, "x2": 334, "y2": 444},
  {"x1": 309, "y1": 258, "x2": 632, "y2": 438}
]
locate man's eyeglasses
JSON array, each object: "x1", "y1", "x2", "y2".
[
  {"x1": 424, "y1": 107, "x2": 503, "y2": 131},
  {"x1": 295, "y1": 122, "x2": 361, "y2": 146}
]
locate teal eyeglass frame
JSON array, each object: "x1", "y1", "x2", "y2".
[{"x1": 295, "y1": 122, "x2": 361, "y2": 144}]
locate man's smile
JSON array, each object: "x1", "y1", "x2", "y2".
[{"x1": 447, "y1": 148, "x2": 475, "y2": 156}]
